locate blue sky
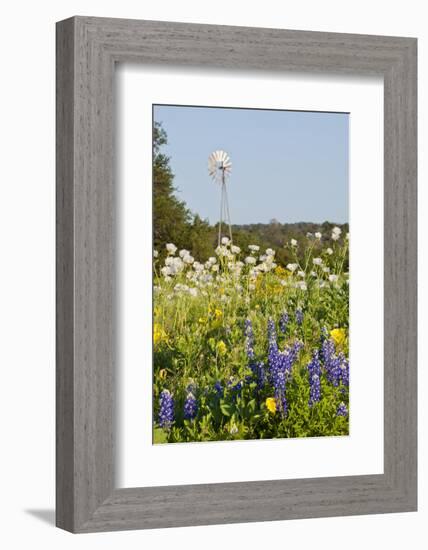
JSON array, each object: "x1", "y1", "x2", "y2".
[{"x1": 154, "y1": 105, "x2": 349, "y2": 225}]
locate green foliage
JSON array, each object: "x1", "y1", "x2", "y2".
[{"x1": 153, "y1": 235, "x2": 349, "y2": 443}]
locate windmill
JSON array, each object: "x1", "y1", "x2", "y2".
[{"x1": 208, "y1": 150, "x2": 233, "y2": 246}]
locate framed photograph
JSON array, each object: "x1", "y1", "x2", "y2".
[{"x1": 56, "y1": 16, "x2": 417, "y2": 532}]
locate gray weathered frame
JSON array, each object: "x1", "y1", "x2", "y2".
[{"x1": 56, "y1": 16, "x2": 417, "y2": 533}]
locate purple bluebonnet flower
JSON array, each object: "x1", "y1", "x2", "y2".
[
  {"x1": 250, "y1": 361, "x2": 266, "y2": 390},
  {"x1": 321, "y1": 338, "x2": 349, "y2": 387},
  {"x1": 279, "y1": 312, "x2": 289, "y2": 334},
  {"x1": 327, "y1": 354, "x2": 342, "y2": 386},
  {"x1": 183, "y1": 392, "x2": 198, "y2": 420},
  {"x1": 321, "y1": 336, "x2": 335, "y2": 364},
  {"x1": 337, "y1": 402, "x2": 348, "y2": 417},
  {"x1": 267, "y1": 319, "x2": 300, "y2": 418},
  {"x1": 158, "y1": 389, "x2": 174, "y2": 428},
  {"x1": 307, "y1": 350, "x2": 321, "y2": 406},
  {"x1": 267, "y1": 318, "x2": 278, "y2": 356},
  {"x1": 321, "y1": 337, "x2": 337, "y2": 384},
  {"x1": 276, "y1": 394, "x2": 288, "y2": 416},
  {"x1": 233, "y1": 380, "x2": 243, "y2": 392},
  {"x1": 338, "y1": 354, "x2": 349, "y2": 386},
  {"x1": 290, "y1": 340, "x2": 303, "y2": 364},
  {"x1": 244, "y1": 319, "x2": 255, "y2": 360},
  {"x1": 296, "y1": 309, "x2": 304, "y2": 326},
  {"x1": 214, "y1": 380, "x2": 223, "y2": 397}
]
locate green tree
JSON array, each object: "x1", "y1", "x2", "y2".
[{"x1": 153, "y1": 122, "x2": 190, "y2": 254}]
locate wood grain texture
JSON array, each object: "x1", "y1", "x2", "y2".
[{"x1": 56, "y1": 16, "x2": 417, "y2": 533}]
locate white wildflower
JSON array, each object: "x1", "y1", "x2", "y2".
[
  {"x1": 323, "y1": 266, "x2": 330, "y2": 273},
  {"x1": 313, "y1": 257, "x2": 323, "y2": 266},
  {"x1": 211, "y1": 264, "x2": 219, "y2": 272},
  {"x1": 297, "y1": 270, "x2": 305, "y2": 278},
  {"x1": 161, "y1": 266, "x2": 172, "y2": 277},
  {"x1": 188, "y1": 288, "x2": 198, "y2": 297},
  {"x1": 332, "y1": 226, "x2": 342, "y2": 241},
  {"x1": 245, "y1": 256, "x2": 256, "y2": 265},
  {"x1": 153, "y1": 250, "x2": 159, "y2": 258},
  {"x1": 265, "y1": 248, "x2": 275, "y2": 257},
  {"x1": 221, "y1": 236, "x2": 230, "y2": 245},
  {"x1": 231, "y1": 245, "x2": 241, "y2": 254},
  {"x1": 249, "y1": 283, "x2": 256, "y2": 291},
  {"x1": 248, "y1": 244, "x2": 260, "y2": 252},
  {"x1": 183, "y1": 254, "x2": 194, "y2": 264},
  {"x1": 166, "y1": 243, "x2": 177, "y2": 254},
  {"x1": 315, "y1": 232, "x2": 322, "y2": 240},
  {"x1": 326, "y1": 248, "x2": 333, "y2": 255},
  {"x1": 179, "y1": 249, "x2": 189, "y2": 258},
  {"x1": 329, "y1": 274, "x2": 339, "y2": 283},
  {"x1": 287, "y1": 263, "x2": 298, "y2": 273},
  {"x1": 290, "y1": 239, "x2": 298, "y2": 247},
  {"x1": 306, "y1": 232, "x2": 313, "y2": 238},
  {"x1": 296, "y1": 281, "x2": 307, "y2": 291}
]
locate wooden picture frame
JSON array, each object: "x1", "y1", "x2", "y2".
[{"x1": 56, "y1": 16, "x2": 417, "y2": 533}]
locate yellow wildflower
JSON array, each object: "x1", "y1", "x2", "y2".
[
  {"x1": 153, "y1": 323, "x2": 168, "y2": 346},
  {"x1": 266, "y1": 397, "x2": 276, "y2": 414},
  {"x1": 159, "y1": 368, "x2": 167, "y2": 380},
  {"x1": 216, "y1": 340, "x2": 227, "y2": 357},
  {"x1": 330, "y1": 328, "x2": 346, "y2": 347},
  {"x1": 198, "y1": 317, "x2": 207, "y2": 324},
  {"x1": 214, "y1": 308, "x2": 223, "y2": 319},
  {"x1": 274, "y1": 266, "x2": 288, "y2": 277}
]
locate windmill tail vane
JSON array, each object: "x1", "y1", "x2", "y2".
[{"x1": 208, "y1": 150, "x2": 233, "y2": 246}]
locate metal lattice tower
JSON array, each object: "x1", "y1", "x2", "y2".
[{"x1": 208, "y1": 150, "x2": 233, "y2": 246}]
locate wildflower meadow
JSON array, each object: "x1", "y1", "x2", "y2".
[{"x1": 153, "y1": 228, "x2": 349, "y2": 444}]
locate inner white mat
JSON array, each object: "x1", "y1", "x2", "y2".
[{"x1": 116, "y1": 65, "x2": 384, "y2": 488}]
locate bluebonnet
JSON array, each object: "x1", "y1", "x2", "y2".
[
  {"x1": 339, "y1": 354, "x2": 349, "y2": 386},
  {"x1": 244, "y1": 319, "x2": 255, "y2": 360},
  {"x1": 277, "y1": 394, "x2": 288, "y2": 416},
  {"x1": 158, "y1": 389, "x2": 174, "y2": 428},
  {"x1": 183, "y1": 392, "x2": 198, "y2": 420},
  {"x1": 279, "y1": 312, "x2": 289, "y2": 334},
  {"x1": 307, "y1": 350, "x2": 321, "y2": 406},
  {"x1": 250, "y1": 361, "x2": 266, "y2": 390},
  {"x1": 321, "y1": 337, "x2": 350, "y2": 387},
  {"x1": 337, "y1": 402, "x2": 348, "y2": 416},
  {"x1": 296, "y1": 309, "x2": 304, "y2": 326},
  {"x1": 267, "y1": 318, "x2": 301, "y2": 417},
  {"x1": 232, "y1": 380, "x2": 243, "y2": 392},
  {"x1": 214, "y1": 380, "x2": 223, "y2": 397},
  {"x1": 227, "y1": 378, "x2": 243, "y2": 403},
  {"x1": 267, "y1": 318, "x2": 278, "y2": 356},
  {"x1": 290, "y1": 340, "x2": 303, "y2": 364}
]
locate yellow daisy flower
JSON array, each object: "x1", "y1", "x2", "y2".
[{"x1": 266, "y1": 397, "x2": 276, "y2": 414}]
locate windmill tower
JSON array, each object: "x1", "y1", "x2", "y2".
[{"x1": 208, "y1": 150, "x2": 233, "y2": 246}]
